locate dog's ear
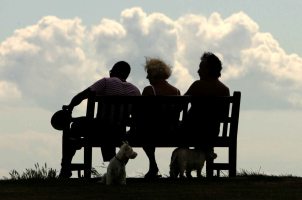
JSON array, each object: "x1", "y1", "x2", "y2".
[{"x1": 122, "y1": 141, "x2": 129, "y2": 145}]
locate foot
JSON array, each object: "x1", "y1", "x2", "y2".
[
  {"x1": 58, "y1": 169, "x2": 72, "y2": 179},
  {"x1": 144, "y1": 169, "x2": 162, "y2": 179}
]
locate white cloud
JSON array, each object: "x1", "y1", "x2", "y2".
[
  {"x1": 0, "y1": 80, "x2": 21, "y2": 101},
  {"x1": 0, "y1": 16, "x2": 97, "y2": 109},
  {"x1": 0, "y1": 7, "x2": 302, "y2": 109}
]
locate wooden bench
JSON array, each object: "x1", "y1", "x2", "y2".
[{"x1": 63, "y1": 91, "x2": 241, "y2": 178}]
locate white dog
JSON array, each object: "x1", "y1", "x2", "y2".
[
  {"x1": 102, "y1": 142, "x2": 137, "y2": 185},
  {"x1": 169, "y1": 147, "x2": 217, "y2": 178}
]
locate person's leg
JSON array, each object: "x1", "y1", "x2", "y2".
[
  {"x1": 59, "y1": 117, "x2": 87, "y2": 178},
  {"x1": 101, "y1": 146, "x2": 116, "y2": 162},
  {"x1": 143, "y1": 146, "x2": 161, "y2": 178},
  {"x1": 59, "y1": 130, "x2": 78, "y2": 178}
]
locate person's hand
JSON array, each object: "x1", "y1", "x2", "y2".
[{"x1": 62, "y1": 105, "x2": 73, "y2": 113}]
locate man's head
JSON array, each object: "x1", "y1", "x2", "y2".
[
  {"x1": 110, "y1": 61, "x2": 131, "y2": 81},
  {"x1": 198, "y1": 52, "x2": 222, "y2": 79}
]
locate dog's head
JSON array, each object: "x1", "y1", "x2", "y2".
[{"x1": 116, "y1": 141, "x2": 137, "y2": 161}]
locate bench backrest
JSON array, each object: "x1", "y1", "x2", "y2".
[{"x1": 85, "y1": 91, "x2": 241, "y2": 147}]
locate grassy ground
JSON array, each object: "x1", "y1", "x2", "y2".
[{"x1": 1, "y1": 176, "x2": 302, "y2": 200}]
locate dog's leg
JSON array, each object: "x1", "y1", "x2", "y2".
[
  {"x1": 196, "y1": 168, "x2": 202, "y2": 178},
  {"x1": 106, "y1": 166, "x2": 115, "y2": 185},
  {"x1": 185, "y1": 168, "x2": 193, "y2": 179},
  {"x1": 175, "y1": 168, "x2": 180, "y2": 178},
  {"x1": 120, "y1": 168, "x2": 127, "y2": 185},
  {"x1": 169, "y1": 162, "x2": 180, "y2": 178},
  {"x1": 106, "y1": 174, "x2": 112, "y2": 185},
  {"x1": 179, "y1": 163, "x2": 186, "y2": 178}
]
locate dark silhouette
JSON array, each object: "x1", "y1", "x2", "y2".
[
  {"x1": 58, "y1": 61, "x2": 141, "y2": 178},
  {"x1": 51, "y1": 109, "x2": 71, "y2": 131},
  {"x1": 184, "y1": 52, "x2": 230, "y2": 155},
  {"x1": 140, "y1": 58, "x2": 181, "y2": 179}
]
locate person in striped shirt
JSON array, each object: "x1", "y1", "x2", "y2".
[{"x1": 59, "y1": 61, "x2": 141, "y2": 178}]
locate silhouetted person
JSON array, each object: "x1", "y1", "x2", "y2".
[
  {"x1": 184, "y1": 52, "x2": 230, "y2": 155},
  {"x1": 140, "y1": 58, "x2": 180, "y2": 179},
  {"x1": 59, "y1": 61, "x2": 141, "y2": 178}
]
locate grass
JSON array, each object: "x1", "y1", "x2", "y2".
[
  {"x1": 5, "y1": 163, "x2": 58, "y2": 180},
  {"x1": 1, "y1": 164, "x2": 302, "y2": 200}
]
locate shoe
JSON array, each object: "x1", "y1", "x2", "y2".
[
  {"x1": 58, "y1": 169, "x2": 72, "y2": 179},
  {"x1": 144, "y1": 170, "x2": 162, "y2": 179}
]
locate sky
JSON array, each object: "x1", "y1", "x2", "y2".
[{"x1": 0, "y1": 0, "x2": 302, "y2": 178}]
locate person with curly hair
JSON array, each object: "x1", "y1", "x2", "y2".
[{"x1": 141, "y1": 57, "x2": 180, "y2": 179}]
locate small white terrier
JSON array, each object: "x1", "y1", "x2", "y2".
[
  {"x1": 169, "y1": 147, "x2": 217, "y2": 178},
  {"x1": 102, "y1": 142, "x2": 137, "y2": 185}
]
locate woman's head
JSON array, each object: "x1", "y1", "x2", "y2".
[{"x1": 144, "y1": 57, "x2": 172, "y2": 80}]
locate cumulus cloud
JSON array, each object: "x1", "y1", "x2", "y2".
[
  {"x1": 0, "y1": 7, "x2": 302, "y2": 109},
  {"x1": 0, "y1": 16, "x2": 98, "y2": 109},
  {"x1": 0, "y1": 80, "x2": 21, "y2": 102}
]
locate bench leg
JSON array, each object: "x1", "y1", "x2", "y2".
[
  {"x1": 229, "y1": 145, "x2": 237, "y2": 177},
  {"x1": 84, "y1": 146, "x2": 92, "y2": 178},
  {"x1": 206, "y1": 158, "x2": 214, "y2": 178}
]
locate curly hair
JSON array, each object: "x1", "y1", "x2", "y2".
[{"x1": 144, "y1": 58, "x2": 172, "y2": 80}]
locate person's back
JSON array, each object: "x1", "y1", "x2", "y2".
[
  {"x1": 185, "y1": 79, "x2": 229, "y2": 96},
  {"x1": 91, "y1": 76, "x2": 141, "y2": 128},
  {"x1": 141, "y1": 81, "x2": 180, "y2": 132},
  {"x1": 90, "y1": 77, "x2": 141, "y2": 96},
  {"x1": 184, "y1": 52, "x2": 230, "y2": 142}
]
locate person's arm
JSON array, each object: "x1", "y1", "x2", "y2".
[{"x1": 63, "y1": 88, "x2": 91, "y2": 112}]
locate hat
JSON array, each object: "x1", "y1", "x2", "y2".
[{"x1": 51, "y1": 109, "x2": 72, "y2": 131}]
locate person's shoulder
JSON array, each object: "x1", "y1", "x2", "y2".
[
  {"x1": 170, "y1": 84, "x2": 181, "y2": 95},
  {"x1": 142, "y1": 85, "x2": 155, "y2": 96},
  {"x1": 191, "y1": 80, "x2": 203, "y2": 86},
  {"x1": 93, "y1": 77, "x2": 107, "y2": 83},
  {"x1": 124, "y1": 81, "x2": 141, "y2": 95},
  {"x1": 216, "y1": 80, "x2": 230, "y2": 96},
  {"x1": 89, "y1": 77, "x2": 107, "y2": 89},
  {"x1": 125, "y1": 81, "x2": 139, "y2": 88},
  {"x1": 108, "y1": 77, "x2": 121, "y2": 82},
  {"x1": 188, "y1": 80, "x2": 203, "y2": 89},
  {"x1": 217, "y1": 80, "x2": 229, "y2": 90}
]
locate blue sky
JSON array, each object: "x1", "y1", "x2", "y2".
[{"x1": 0, "y1": 0, "x2": 301, "y2": 177}]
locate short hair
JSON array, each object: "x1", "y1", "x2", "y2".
[
  {"x1": 144, "y1": 58, "x2": 172, "y2": 80},
  {"x1": 201, "y1": 52, "x2": 222, "y2": 78},
  {"x1": 110, "y1": 61, "x2": 131, "y2": 80}
]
